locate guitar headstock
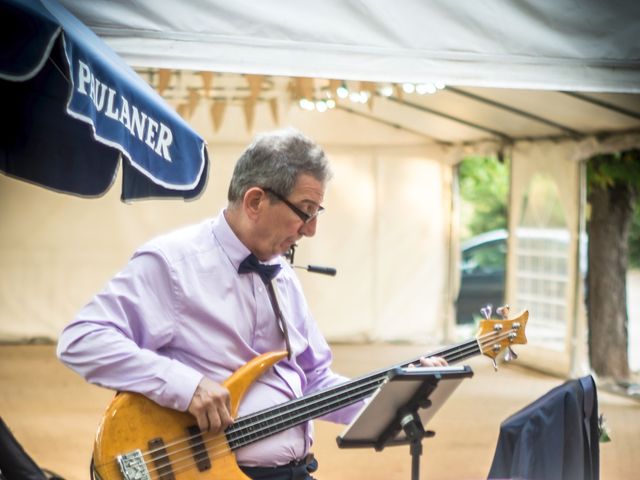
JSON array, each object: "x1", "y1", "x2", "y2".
[{"x1": 475, "y1": 306, "x2": 528, "y2": 369}]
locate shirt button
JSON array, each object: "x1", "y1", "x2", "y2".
[{"x1": 258, "y1": 286, "x2": 263, "y2": 292}]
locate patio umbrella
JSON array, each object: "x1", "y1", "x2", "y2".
[{"x1": 0, "y1": 0, "x2": 208, "y2": 201}]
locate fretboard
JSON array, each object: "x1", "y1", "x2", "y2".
[{"x1": 225, "y1": 337, "x2": 481, "y2": 450}]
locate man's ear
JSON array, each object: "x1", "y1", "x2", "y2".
[{"x1": 243, "y1": 187, "x2": 268, "y2": 221}]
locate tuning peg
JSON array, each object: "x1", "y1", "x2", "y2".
[
  {"x1": 491, "y1": 358, "x2": 498, "y2": 371},
  {"x1": 496, "y1": 304, "x2": 510, "y2": 319},
  {"x1": 504, "y1": 346, "x2": 518, "y2": 363},
  {"x1": 480, "y1": 305, "x2": 493, "y2": 320}
]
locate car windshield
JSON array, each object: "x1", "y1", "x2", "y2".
[
  {"x1": 457, "y1": 231, "x2": 508, "y2": 325},
  {"x1": 462, "y1": 240, "x2": 506, "y2": 274}
]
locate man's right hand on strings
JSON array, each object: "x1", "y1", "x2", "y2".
[{"x1": 188, "y1": 377, "x2": 234, "y2": 434}]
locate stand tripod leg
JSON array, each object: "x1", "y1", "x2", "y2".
[{"x1": 410, "y1": 437, "x2": 422, "y2": 480}]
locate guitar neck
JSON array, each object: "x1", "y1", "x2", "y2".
[{"x1": 225, "y1": 337, "x2": 481, "y2": 451}]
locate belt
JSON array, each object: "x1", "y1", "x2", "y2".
[{"x1": 240, "y1": 454, "x2": 318, "y2": 480}]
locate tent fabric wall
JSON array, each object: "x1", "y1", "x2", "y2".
[
  {"x1": 0, "y1": 147, "x2": 232, "y2": 341},
  {"x1": 59, "y1": 0, "x2": 640, "y2": 92},
  {"x1": 0, "y1": 144, "x2": 451, "y2": 344},
  {"x1": 373, "y1": 152, "x2": 450, "y2": 341},
  {"x1": 507, "y1": 140, "x2": 584, "y2": 376}
]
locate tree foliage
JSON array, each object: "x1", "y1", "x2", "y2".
[
  {"x1": 629, "y1": 208, "x2": 640, "y2": 268},
  {"x1": 588, "y1": 149, "x2": 640, "y2": 267},
  {"x1": 587, "y1": 149, "x2": 640, "y2": 190},
  {"x1": 458, "y1": 155, "x2": 509, "y2": 238}
]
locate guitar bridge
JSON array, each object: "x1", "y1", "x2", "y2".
[{"x1": 117, "y1": 449, "x2": 150, "y2": 480}]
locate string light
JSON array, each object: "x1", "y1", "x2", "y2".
[
  {"x1": 295, "y1": 79, "x2": 447, "y2": 113},
  {"x1": 336, "y1": 85, "x2": 349, "y2": 98},
  {"x1": 416, "y1": 83, "x2": 437, "y2": 94},
  {"x1": 298, "y1": 98, "x2": 315, "y2": 111},
  {"x1": 379, "y1": 85, "x2": 394, "y2": 97},
  {"x1": 402, "y1": 83, "x2": 415, "y2": 94},
  {"x1": 298, "y1": 97, "x2": 336, "y2": 112}
]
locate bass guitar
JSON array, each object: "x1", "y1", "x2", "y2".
[{"x1": 92, "y1": 310, "x2": 528, "y2": 480}]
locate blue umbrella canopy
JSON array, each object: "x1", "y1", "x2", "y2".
[{"x1": 0, "y1": 0, "x2": 208, "y2": 201}]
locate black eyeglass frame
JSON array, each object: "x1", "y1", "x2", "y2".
[{"x1": 263, "y1": 188, "x2": 325, "y2": 224}]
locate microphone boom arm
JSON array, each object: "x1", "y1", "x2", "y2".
[{"x1": 285, "y1": 244, "x2": 337, "y2": 276}]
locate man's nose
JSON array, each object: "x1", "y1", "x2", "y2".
[{"x1": 299, "y1": 217, "x2": 317, "y2": 237}]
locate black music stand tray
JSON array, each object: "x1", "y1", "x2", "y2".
[{"x1": 336, "y1": 365, "x2": 473, "y2": 480}]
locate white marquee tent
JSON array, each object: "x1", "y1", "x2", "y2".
[
  {"x1": 61, "y1": 0, "x2": 640, "y2": 92},
  {"x1": 2, "y1": 0, "x2": 639, "y2": 376}
]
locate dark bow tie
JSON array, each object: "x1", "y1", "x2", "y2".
[{"x1": 238, "y1": 254, "x2": 282, "y2": 285}]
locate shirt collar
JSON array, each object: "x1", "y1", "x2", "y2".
[{"x1": 211, "y1": 209, "x2": 283, "y2": 272}]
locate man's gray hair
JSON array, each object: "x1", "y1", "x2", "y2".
[{"x1": 227, "y1": 128, "x2": 332, "y2": 203}]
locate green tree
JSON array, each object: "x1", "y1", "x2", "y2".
[
  {"x1": 628, "y1": 206, "x2": 640, "y2": 268},
  {"x1": 587, "y1": 149, "x2": 640, "y2": 380},
  {"x1": 458, "y1": 155, "x2": 509, "y2": 238}
]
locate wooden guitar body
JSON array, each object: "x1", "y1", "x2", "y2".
[{"x1": 93, "y1": 351, "x2": 288, "y2": 480}]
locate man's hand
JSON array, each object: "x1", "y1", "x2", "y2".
[
  {"x1": 417, "y1": 356, "x2": 448, "y2": 367},
  {"x1": 188, "y1": 377, "x2": 234, "y2": 434}
]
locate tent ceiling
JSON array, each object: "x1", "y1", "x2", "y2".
[
  {"x1": 137, "y1": 70, "x2": 640, "y2": 148},
  {"x1": 56, "y1": 0, "x2": 640, "y2": 149},
  {"x1": 60, "y1": 0, "x2": 640, "y2": 93}
]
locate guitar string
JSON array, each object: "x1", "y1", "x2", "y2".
[
  {"x1": 101, "y1": 345, "x2": 475, "y2": 480},
  {"x1": 97, "y1": 328, "x2": 520, "y2": 475},
  {"x1": 126, "y1": 329, "x2": 518, "y2": 478},
  {"x1": 111, "y1": 371, "x2": 401, "y2": 477},
  {"x1": 100, "y1": 328, "x2": 517, "y2": 478},
  {"x1": 97, "y1": 335, "x2": 482, "y2": 471},
  {"x1": 224, "y1": 330, "x2": 514, "y2": 451},
  {"x1": 98, "y1": 328, "x2": 518, "y2": 476},
  {"x1": 140, "y1": 331, "x2": 514, "y2": 478},
  {"x1": 141, "y1": 365, "x2": 433, "y2": 478}
]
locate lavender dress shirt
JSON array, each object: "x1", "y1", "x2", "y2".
[{"x1": 57, "y1": 211, "x2": 364, "y2": 466}]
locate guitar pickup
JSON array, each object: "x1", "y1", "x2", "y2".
[
  {"x1": 148, "y1": 438, "x2": 175, "y2": 480},
  {"x1": 186, "y1": 425, "x2": 212, "y2": 472}
]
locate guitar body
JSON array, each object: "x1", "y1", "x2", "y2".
[{"x1": 93, "y1": 351, "x2": 288, "y2": 480}]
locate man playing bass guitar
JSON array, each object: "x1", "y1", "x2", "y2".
[{"x1": 57, "y1": 128, "x2": 446, "y2": 480}]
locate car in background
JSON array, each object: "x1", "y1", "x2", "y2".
[
  {"x1": 456, "y1": 227, "x2": 584, "y2": 325},
  {"x1": 456, "y1": 229, "x2": 507, "y2": 324}
]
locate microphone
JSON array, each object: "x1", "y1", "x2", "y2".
[
  {"x1": 293, "y1": 265, "x2": 337, "y2": 276},
  {"x1": 284, "y1": 244, "x2": 337, "y2": 276}
]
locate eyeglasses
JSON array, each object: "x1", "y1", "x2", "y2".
[{"x1": 263, "y1": 188, "x2": 325, "y2": 224}]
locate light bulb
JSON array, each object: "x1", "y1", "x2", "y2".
[
  {"x1": 416, "y1": 83, "x2": 436, "y2": 94},
  {"x1": 380, "y1": 85, "x2": 394, "y2": 97},
  {"x1": 402, "y1": 83, "x2": 415, "y2": 94}
]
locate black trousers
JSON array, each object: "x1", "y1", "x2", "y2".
[{"x1": 240, "y1": 455, "x2": 318, "y2": 480}]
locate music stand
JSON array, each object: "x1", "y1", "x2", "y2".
[{"x1": 336, "y1": 365, "x2": 473, "y2": 480}]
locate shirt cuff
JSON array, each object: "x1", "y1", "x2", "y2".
[{"x1": 160, "y1": 358, "x2": 204, "y2": 412}]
